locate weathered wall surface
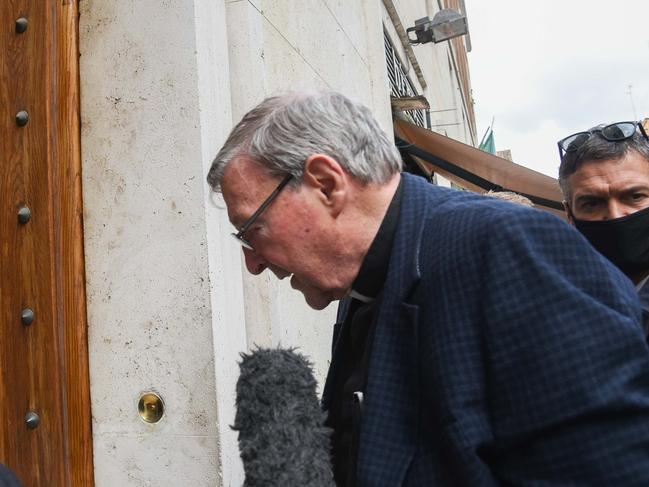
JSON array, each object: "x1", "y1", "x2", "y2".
[
  {"x1": 79, "y1": 1, "x2": 238, "y2": 485},
  {"x1": 224, "y1": 0, "x2": 392, "y2": 392},
  {"x1": 79, "y1": 0, "x2": 474, "y2": 485},
  {"x1": 78, "y1": 0, "x2": 392, "y2": 484}
]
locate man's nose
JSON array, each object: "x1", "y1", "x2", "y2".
[
  {"x1": 243, "y1": 247, "x2": 267, "y2": 275},
  {"x1": 605, "y1": 200, "x2": 630, "y2": 220}
]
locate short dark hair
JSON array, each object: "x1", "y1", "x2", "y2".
[{"x1": 558, "y1": 130, "x2": 649, "y2": 200}]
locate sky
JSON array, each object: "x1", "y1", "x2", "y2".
[{"x1": 465, "y1": 0, "x2": 649, "y2": 177}]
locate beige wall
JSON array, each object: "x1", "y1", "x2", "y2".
[
  {"x1": 224, "y1": 0, "x2": 392, "y2": 399},
  {"x1": 79, "y1": 1, "x2": 474, "y2": 485},
  {"x1": 79, "y1": 0, "x2": 232, "y2": 485}
]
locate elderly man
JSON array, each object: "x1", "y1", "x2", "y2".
[
  {"x1": 207, "y1": 92, "x2": 649, "y2": 486},
  {"x1": 558, "y1": 121, "x2": 649, "y2": 335}
]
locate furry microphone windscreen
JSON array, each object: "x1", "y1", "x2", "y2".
[{"x1": 233, "y1": 348, "x2": 335, "y2": 487}]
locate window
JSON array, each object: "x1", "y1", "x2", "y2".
[{"x1": 384, "y1": 31, "x2": 429, "y2": 129}]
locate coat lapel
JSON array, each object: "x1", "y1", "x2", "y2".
[
  {"x1": 356, "y1": 174, "x2": 430, "y2": 485},
  {"x1": 638, "y1": 280, "x2": 649, "y2": 338}
]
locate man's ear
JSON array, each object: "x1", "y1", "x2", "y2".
[
  {"x1": 563, "y1": 200, "x2": 575, "y2": 225},
  {"x1": 302, "y1": 154, "x2": 347, "y2": 217}
]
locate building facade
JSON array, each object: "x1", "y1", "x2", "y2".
[
  {"x1": 79, "y1": 1, "x2": 475, "y2": 485},
  {"x1": 1, "y1": 1, "x2": 475, "y2": 485}
]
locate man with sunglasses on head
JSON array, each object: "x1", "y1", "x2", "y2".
[
  {"x1": 208, "y1": 92, "x2": 649, "y2": 486},
  {"x1": 558, "y1": 120, "x2": 649, "y2": 337}
]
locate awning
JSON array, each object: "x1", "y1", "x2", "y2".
[{"x1": 394, "y1": 118, "x2": 565, "y2": 219}]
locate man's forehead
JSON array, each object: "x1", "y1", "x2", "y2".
[
  {"x1": 221, "y1": 157, "x2": 274, "y2": 222},
  {"x1": 223, "y1": 157, "x2": 265, "y2": 192},
  {"x1": 570, "y1": 156, "x2": 649, "y2": 196},
  {"x1": 574, "y1": 154, "x2": 649, "y2": 178},
  {"x1": 223, "y1": 155, "x2": 260, "y2": 181}
]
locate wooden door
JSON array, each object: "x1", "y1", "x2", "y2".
[{"x1": 0, "y1": 1, "x2": 94, "y2": 486}]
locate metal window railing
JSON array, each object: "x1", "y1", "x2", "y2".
[{"x1": 384, "y1": 31, "x2": 428, "y2": 129}]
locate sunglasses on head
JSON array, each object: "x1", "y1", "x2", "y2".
[{"x1": 557, "y1": 121, "x2": 649, "y2": 160}]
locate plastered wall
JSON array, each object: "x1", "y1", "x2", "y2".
[
  {"x1": 79, "y1": 1, "x2": 234, "y2": 485},
  {"x1": 78, "y1": 1, "x2": 472, "y2": 485},
  {"x1": 223, "y1": 0, "x2": 392, "y2": 394}
]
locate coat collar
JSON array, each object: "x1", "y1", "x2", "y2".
[
  {"x1": 381, "y1": 173, "x2": 428, "y2": 301},
  {"x1": 356, "y1": 174, "x2": 432, "y2": 484},
  {"x1": 638, "y1": 277, "x2": 649, "y2": 337}
]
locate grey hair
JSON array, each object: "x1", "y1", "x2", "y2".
[
  {"x1": 485, "y1": 190, "x2": 534, "y2": 207},
  {"x1": 206, "y1": 91, "x2": 402, "y2": 190},
  {"x1": 558, "y1": 129, "x2": 649, "y2": 200}
]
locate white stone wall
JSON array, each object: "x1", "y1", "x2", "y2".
[
  {"x1": 78, "y1": 0, "x2": 473, "y2": 485},
  {"x1": 223, "y1": 0, "x2": 392, "y2": 394},
  {"x1": 79, "y1": 1, "x2": 235, "y2": 485}
]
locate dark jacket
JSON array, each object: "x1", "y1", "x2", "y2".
[
  {"x1": 639, "y1": 279, "x2": 649, "y2": 337},
  {"x1": 324, "y1": 173, "x2": 649, "y2": 486},
  {"x1": 0, "y1": 465, "x2": 22, "y2": 487}
]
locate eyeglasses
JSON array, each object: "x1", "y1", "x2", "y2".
[
  {"x1": 231, "y1": 174, "x2": 293, "y2": 251},
  {"x1": 558, "y1": 121, "x2": 649, "y2": 160}
]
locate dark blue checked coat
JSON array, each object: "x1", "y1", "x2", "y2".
[
  {"x1": 640, "y1": 280, "x2": 649, "y2": 336},
  {"x1": 323, "y1": 173, "x2": 649, "y2": 486},
  {"x1": 0, "y1": 465, "x2": 22, "y2": 487}
]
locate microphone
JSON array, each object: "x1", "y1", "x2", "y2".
[{"x1": 233, "y1": 347, "x2": 335, "y2": 487}]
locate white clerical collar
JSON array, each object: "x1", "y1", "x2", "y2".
[
  {"x1": 637, "y1": 275, "x2": 649, "y2": 292},
  {"x1": 348, "y1": 289, "x2": 374, "y2": 303}
]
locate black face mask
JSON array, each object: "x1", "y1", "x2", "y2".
[{"x1": 573, "y1": 205, "x2": 649, "y2": 278}]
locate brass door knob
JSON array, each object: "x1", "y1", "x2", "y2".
[{"x1": 138, "y1": 392, "x2": 164, "y2": 424}]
